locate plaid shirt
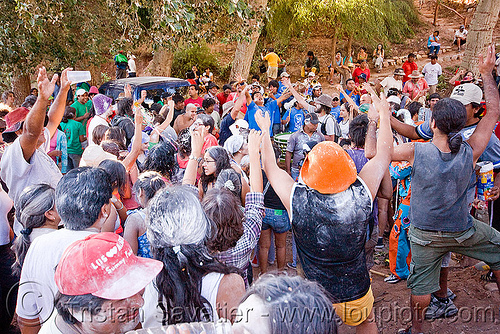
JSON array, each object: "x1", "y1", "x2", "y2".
[{"x1": 214, "y1": 192, "x2": 264, "y2": 285}]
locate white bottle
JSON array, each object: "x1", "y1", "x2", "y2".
[{"x1": 67, "y1": 71, "x2": 91, "y2": 84}]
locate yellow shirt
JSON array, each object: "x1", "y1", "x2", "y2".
[{"x1": 264, "y1": 52, "x2": 280, "y2": 67}]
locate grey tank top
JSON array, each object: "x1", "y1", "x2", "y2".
[
  {"x1": 409, "y1": 142, "x2": 474, "y2": 232},
  {"x1": 291, "y1": 178, "x2": 373, "y2": 303}
]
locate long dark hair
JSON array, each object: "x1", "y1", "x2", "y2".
[
  {"x1": 200, "y1": 146, "x2": 231, "y2": 192},
  {"x1": 432, "y1": 98, "x2": 466, "y2": 154},
  {"x1": 11, "y1": 184, "x2": 56, "y2": 276},
  {"x1": 202, "y1": 188, "x2": 244, "y2": 253},
  {"x1": 147, "y1": 187, "x2": 239, "y2": 325}
]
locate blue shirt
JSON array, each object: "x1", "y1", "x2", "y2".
[
  {"x1": 265, "y1": 99, "x2": 281, "y2": 125},
  {"x1": 331, "y1": 106, "x2": 341, "y2": 122},
  {"x1": 278, "y1": 82, "x2": 287, "y2": 95},
  {"x1": 340, "y1": 90, "x2": 360, "y2": 106},
  {"x1": 244, "y1": 101, "x2": 274, "y2": 136},
  {"x1": 219, "y1": 113, "x2": 236, "y2": 146},
  {"x1": 282, "y1": 108, "x2": 305, "y2": 133}
]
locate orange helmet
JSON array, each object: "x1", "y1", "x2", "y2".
[{"x1": 300, "y1": 141, "x2": 357, "y2": 194}]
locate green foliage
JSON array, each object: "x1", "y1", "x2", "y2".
[
  {"x1": 0, "y1": 0, "x2": 122, "y2": 77},
  {"x1": 171, "y1": 43, "x2": 220, "y2": 79},
  {"x1": 266, "y1": 0, "x2": 418, "y2": 47}
]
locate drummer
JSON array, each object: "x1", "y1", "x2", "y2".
[{"x1": 285, "y1": 113, "x2": 324, "y2": 181}]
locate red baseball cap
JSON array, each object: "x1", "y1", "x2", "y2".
[{"x1": 55, "y1": 233, "x2": 163, "y2": 300}]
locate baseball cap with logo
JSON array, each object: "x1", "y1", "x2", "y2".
[
  {"x1": 450, "y1": 83, "x2": 483, "y2": 106},
  {"x1": 55, "y1": 233, "x2": 163, "y2": 299}
]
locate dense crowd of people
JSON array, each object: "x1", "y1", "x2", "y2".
[{"x1": 0, "y1": 38, "x2": 500, "y2": 334}]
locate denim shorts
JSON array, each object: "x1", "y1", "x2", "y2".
[{"x1": 262, "y1": 208, "x2": 291, "y2": 234}]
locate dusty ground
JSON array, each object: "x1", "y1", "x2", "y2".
[{"x1": 254, "y1": 233, "x2": 500, "y2": 334}]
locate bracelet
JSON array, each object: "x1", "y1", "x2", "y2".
[
  {"x1": 189, "y1": 155, "x2": 202, "y2": 163},
  {"x1": 368, "y1": 119, "x2": 378, "y2": 125}
]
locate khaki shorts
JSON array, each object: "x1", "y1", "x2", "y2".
[
  {"x1": 407, "y1": 218, "x2": 500, "y2": 296},
  {"x1": 267, "y1": 66, "x2": 278, "y2": 79},
  {"x1": 333, "y1": 287, "x2": 374, "y2": 326}
]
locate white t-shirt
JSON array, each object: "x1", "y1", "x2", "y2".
[
  {"x1": 455, "y1": 29, "x2": 468, "y2": 40},
  {"x1": 16, "y1": 229, "x2": 96, "y2": 321},
  {"x1": 317, "y1": 114, "x2": 339, "y2": 137},
  {"x1": 0, "y1": 128, "x2": 62, "y2": 234},
  {"x1": 339, "y1": 119, "x2": 350, "y2": 139},
  {"x1": 380, "y1": 76, "x2": 403, "y2": 95},
  {"x1": 422, "y1": 63, "x2": 442, "y2": 86},
  {"x1": 38, "y1": 311, "x2": 63, "y2": 334},
  {"x1": 128, "y1": 58, "x2": 137, "y2": 73},
  {"x1": 0, "y1": 188, "x2": 13, "y2": 245},
  {"x1": 208, "y1": 110, "x2": 221, "y2": 129},
  {"x1": 87, "y1": 116, "x2": 109, "y2": 145},
  {"x1": 141, "y1": 272, "x2": 224, "y2": 328}
]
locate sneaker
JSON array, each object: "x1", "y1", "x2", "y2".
[
  {"x1": 375, "y1": 237, "x2": 384, "y2": 249},
  {"x1": 397, "y1": 327, "x2": 423, "y2": 334},
  {"x1": 384, "y1": 273, "x2": 401, "y2": 284},
  {"x1": 287, "y1": 262, "x2": 296, "y2": 269},
  {"x1": 446, "y1": 288, "x2": 456, "y2": 301},
  {"x1": 425, "y1": 294, "x2": 458, "y2": 319},
  {"x1": 267, "y1": 260, "x2": 275, "y2": 265}
]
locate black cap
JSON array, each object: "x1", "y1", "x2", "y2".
[
  {"x1": 207, "y1": 82, "x2": 219, "y2": 90},
  {"x1": 304, "y1": 113, "x2": 320, "y2": 124}
]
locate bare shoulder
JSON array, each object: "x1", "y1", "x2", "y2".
[{"x1": 220, "y1": 273, "x2": 245, "y2": 291}]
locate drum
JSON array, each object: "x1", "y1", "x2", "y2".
[{"x1": 274, "y1": 132, "x2": 292, "y2": 162}]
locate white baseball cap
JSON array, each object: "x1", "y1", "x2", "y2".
[
  {"x1": 76, "y1": 88, "x2": 87, "y2": 96},
  {"x1": 450, "y1": 83, "x2": 483, "y2": 105}
]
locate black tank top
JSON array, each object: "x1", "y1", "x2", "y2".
[{"x1": 291, "y1": 178, "x2": 372, "y2": 303}]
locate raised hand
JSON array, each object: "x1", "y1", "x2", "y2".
[
  {"x1": 37, "y1": 66, "x2": 57, "y2": 101},
  {"x1": 60, "y1": 68, "x2": 73, "y2": 90},
  {"x1": 478, "y1": 44, "x2": 496, "y2": 75},
  {"x1": 124, "y1": 84, "x2": 132, "y2": 98},
  {"x1": 190, "y1": 125, "x2": 206, "y2": 157},
  {"x1": 248, "y1": 129, "x2": 263, "y2": 156},
  {"x1": 255, "y1": 108, "x2": 271, "y2": 134}
]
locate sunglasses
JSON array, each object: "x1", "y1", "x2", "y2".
[{"x1": 333, "y1": 97, "x2": 339, "y2": 101}]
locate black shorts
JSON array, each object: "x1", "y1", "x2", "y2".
[{"x1": 453, "y1": 38, "x2": 466, "y2": 45}]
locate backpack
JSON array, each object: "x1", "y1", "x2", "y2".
[{"x1": 320, "y1": 114, "x2": 333, "y2": 136}]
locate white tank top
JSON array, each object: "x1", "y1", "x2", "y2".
[{"x1": 141, "y1": 272, "x2": 224, "y2": 328}]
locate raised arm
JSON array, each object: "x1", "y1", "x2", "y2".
[
  {"x1": 467, "y1": 45, "x2": 500, "y2": 163},
  {"x1": 248, "y1": 130, "x2": 263, "y2": 193},
  {"x1": 19, "y1": 67, "x2": 57, "y2": 162},
  {"x1": 121, "y1": 108, "x2": 144, "y2": 171},
  {"x1": 232, "y1": 84, "x2": 249, "y2": 115},
  {"x1": 255, "y1": 110, "x2": 294, "y2": 212},
  {"x1": 364, "y1": 104, "x2": 378, "y2": 159},
  {"x1": 336, "y1": 84, "x2": 359, "y2": 114},
  {"x1": 182, "y1": 126, "x2": 205, "y2": 186},
  {"x1": 448, "y1": 69, "x2": 464, "y2": 85},
  {"x1": 358, "y1": 90, "x2": 394, "y2": 200},
  {"x1": 282, "y1": 77, "x2": 308, "y2": 110},
  {"x1": 46, "y1": 68, "x2": 72, "y2": 138}
]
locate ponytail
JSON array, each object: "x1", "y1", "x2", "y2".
[
  {"x1": 447, "y1": 132, "x2": 463, "y2": 154},
  {"x1": 11, "y1": 184, "x2": 56, "y2": 276}
]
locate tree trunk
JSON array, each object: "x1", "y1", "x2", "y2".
[
  {"x1": 461, "y1": 0, "x2": 500, "y2": 75},
  {"x1": 144, "y1": 48, "x2": 174, "y2": 77},
  {"x1": 11, "y1": 68, "x2": 30, "y2": 107},
  {"x1": 330, "y1": 30, "x2": 338, "y2": 65},
  {"x1": 230, "y1": 0, "x2": 268, "y2": 82},
  {"x1": 433, "y1": 0, "x2": 440, "y2": 26},
  {"x1": 347, "y1": 34, "x2": 353, "y2": 64}
]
